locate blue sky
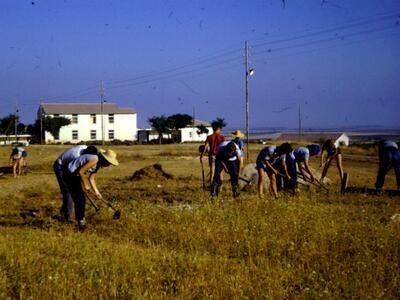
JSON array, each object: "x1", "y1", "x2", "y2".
[{"x1": 0, "y1": 0, "x2": 399, "y2": 129}]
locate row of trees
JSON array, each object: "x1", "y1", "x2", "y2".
[{"x1": 148, "y1": 114, "x2": 226, "y2": 144}]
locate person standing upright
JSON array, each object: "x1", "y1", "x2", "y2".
[{"x1": 200, "y1": 121, "x2": 225, "y2": 185}]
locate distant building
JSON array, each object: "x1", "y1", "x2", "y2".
[
  {"x1": 39, "y1": 103, "x2": 137, "y2": 143},
  {"x1": 137, "y1": 119, "x2": 211, "y2": 144},
  {"x1": 0, "y1": 134, "x2": 31, "y2": 146},
  {"x1": 276, "y1": 132, "x2": 350, "y2": 146}
]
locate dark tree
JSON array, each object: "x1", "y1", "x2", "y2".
[
  {"x1": 168, "y1": 113, "x2": 193, "y2": 130},
  {"x1": 42, "y1": 116, "x2": 71, "y2": 140},
  {"x1": 0, "y1": 114, "x2": 19, "y2": 134},
  {"x1": 148, "y1": 115, "x2": 172, "y2": 144},
  {"x1": 196, "y1": 124, "x2": 209, "y2": 135}
]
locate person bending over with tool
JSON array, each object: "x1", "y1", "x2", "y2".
[
  {"x1": 375, "y1": 140, "x2": 400, "y2": 193},
  {"x1": 53, "y1": 145, "x2": 98, "y2": 222},
  {"x1": 256, "y1": 143, "x2": 293, "y2": 198},
  {"x1": 211, "y1": 141, "x2": 241, "y2": 198},
  {"x1": 66, "y1": 148, "x2": 118, "y2": 231},
  {"x1": 274, "y1": 143, "x2": 294, "y2": 192},
  {"x1": 289, "y1": 144, "x2": 321, "y2": 186},
  {"x1": 320, "y1": 139, "x2": 344, "y2": 183},
  {"x1": 200, "y1": 121, "x2": 225, "y2": 185}
]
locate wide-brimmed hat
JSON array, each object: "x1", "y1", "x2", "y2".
[
  {"x1": 231, "y1": 130, "x2": 245, "y2": 138},
  {"x1": 99, "y1": 149, "x2": 119, "y2": 166}
]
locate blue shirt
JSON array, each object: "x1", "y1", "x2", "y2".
[
  {"x1": 232, "y1": 139, "x2": 244, "y2": 158},
  {"x1": 383, "y1": 140, "x2": 398, "y2": 149},
  {"x1": 256, "y1": 146, "x2": 277, "y2": 164},
  {"x1": 68, "y1": 154, "x2": 98, "y2": 174},
  {"x1": 57, "y1": 145, "x2": 88, "y2": 166},
  {"x1": 292, "y1": 147, "x2": 310, "y2": 162},
  {"x1": 217, "y1": 141, "x2": 241, "y2": 161}
]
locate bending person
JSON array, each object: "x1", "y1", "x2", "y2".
[
  {"x1": 320, "y1": 139, "x2": 344, "y2": 183},
  {"x1": 375, "y1": 140, "x2": 400, "y2": 192},
  {"x1": 211, "y1": 141, "x2": 241, "y2": 198},
  {"x1": 293, "y1": 144, "x2": 321, "y2": 183},
  {"x1": 53, "y1": 145, "x2": 98, "y2": 221}
]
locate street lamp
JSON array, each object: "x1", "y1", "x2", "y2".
[{"x1": 245, "y1": 40, "x2": 254, "y2": 162}]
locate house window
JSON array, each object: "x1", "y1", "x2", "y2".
[
  {"x1": 90, "y1": 114, "x2": 96, "y2": 124},
  {"x1": 108, "y1": 114, "x2": 114, "y2": 124},
  {"x1": 71, "y1": 114, "x2": 78, "y2": 124},
  {"x1": 108, "y1": 130, "x2": 114, "y2": 140},
  {"x1": 189, "y1": 132, "x2": 193, "y2": 138},
  {"x1": 90, "y1": 130, "x2": 96, "y2": 140},
  {"x1": 72, "y1": 130, "x2": 78, "y2": 140}
]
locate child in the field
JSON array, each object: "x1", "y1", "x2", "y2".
[
  {"x1": 9, "y1": 147, "x2": 24, "y2": 178},
  {"x1": 320, "y1": 139, "x2": 344, "y2": 183}
]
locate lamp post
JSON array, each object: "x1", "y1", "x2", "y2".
[
  {"x1": 100, "y1": 80, "x2": 105, "y2": 146},
  {"x1": 245, "y1": 40, "x2": 254, "y2": 162}
]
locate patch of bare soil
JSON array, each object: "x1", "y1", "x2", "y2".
[{"x1": 130, "y1": 163, "x2": 174, "y2": 181}]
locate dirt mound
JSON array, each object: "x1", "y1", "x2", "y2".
[{"x1": 130, "y1": 164, "x2": 174, "y2": 181}]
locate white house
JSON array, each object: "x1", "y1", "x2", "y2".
[
  {"x1": 137, "y1": 119, "x2": 212, "y2": 144},
  {"x1": 39, "y1": 103, "x2": 137, "y2": 143},
  {"x1": 180, "y1": 119, "x2": 211, "y2": 143}
]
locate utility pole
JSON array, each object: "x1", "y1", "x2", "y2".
[
  {"x1": 100, "y1": 80, "x2": 105, "y2": 146},
  {"x1": 40, "y1": 101, "x2": 43, "y2": 145},
  {"x1": 245, "y1": 40, "x2": 249, "y2": 162},
  {"x1": 14, "y1": 104, "x2": 18, "y2": 143},
  {"x1": 298, "y1": 104, "x2": 302, "y2": 141},
  {"x1": 192, "y1": 106, "x2": 195, "y2": 142}
]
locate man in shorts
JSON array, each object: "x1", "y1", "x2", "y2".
[
  {"x1": 375, "y1": 140, "x2": 400, "y2": 192},
  {"x1": 200, "y1": 121, "x2": 225, "y2": 185}
]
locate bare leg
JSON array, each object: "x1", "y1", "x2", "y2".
[
  {"x1": 257, "y1": 168, "x2": 265, "y2": 196},
  {"x1": 321, "y1": 157, "x2": 332, "y2": 180},
  {"x1": 268, "y1": 173, "x2": 278, "y2": 199}
]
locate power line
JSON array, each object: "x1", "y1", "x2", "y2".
[{"x1": 252, "y1": 11, "x2": 400, "y2": 49}]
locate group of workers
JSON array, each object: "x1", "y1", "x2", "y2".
[
  {"x1": 3, "y1": 126, "x2": 399, "y2": 231},
  {"x1": 200, "y1": 121, "x2": 400, "y2": 199}
]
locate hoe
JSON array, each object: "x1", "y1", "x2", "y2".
[{"x1": 85, "y1": 192, "x2": 121, "y2": 220}]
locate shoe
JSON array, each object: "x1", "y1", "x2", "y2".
[
  {"x1": 78, "y1": 219, "x2": 86, "y2": 232},
  {"x1": 232, "y1": 185, "x2": 240, "y2": 198},
  {"x1": 211, "y1": 183, "x2": 219, "y2": 197}
]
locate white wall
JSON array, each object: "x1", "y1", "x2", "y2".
[
  {"x1": 44, "y1": 113, "x2": 137, "y2": 143},
  {"x1": 335, "y1": 134, "x2": 350, "y2": 146},
  {"x1": 180, "y1": 127, "x2": 211, "y2": 142}
]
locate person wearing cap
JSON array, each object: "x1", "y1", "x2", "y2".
[
  {"x1": 375, "y1": 140, "x2": 400, "y2": 192},
  {"x1": 320, "y1": 139, "x2": 344, "y2": 183},
  {"x1": 211, "y1": 141, "x2": 241, "y2": 197},
  {"x1": 289, "y1": 144, "x2": 321, "y2": 186},
  {"x1": 200, "y1": 121, "x2": 225, "y2": 185},
  {"x1": 256, "y1": 143, "x2": 293, "y2": 198},
  {"x1": 53, "y1": 145, "x2": 98, "y2": 221},
  {"x1": 65, "y1": 148, "x2": 119, "y2": 231},
  {"x1": 231, "y1": 130, "x2": 245, "y2": 171}
]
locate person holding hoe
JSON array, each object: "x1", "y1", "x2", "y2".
[
  {"x1": 200, "y1": 120, "x2": 225, "y2": 186},
  {"x1": 256, "y1": 143, "x2": 293, "y2": 198},
  {"x1": 65, "y1": 148, "x2": 118, "y2": 231},
  {"x1": 211, "y1": 141, "x2": 241, "y2": 198},
  {"x1": 287, "y1": 144, "x2": 321, "y2": 189},
  {"x1": 9, "y1": 146, "x2": 26, "y2": 178},
  {"x1": 320, "y1": 139, "x2": 344, "y2": 184},
  {"x1": 53, "y1": 145, "x2": 98, "y2": 221}
]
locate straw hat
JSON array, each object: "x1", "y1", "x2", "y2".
[
  {"x1": 99, "y1": 149, "x2": 119, "y2": 166},
  {"x1": 231, "y1": 130, "x2": 245, "y2": 138}
]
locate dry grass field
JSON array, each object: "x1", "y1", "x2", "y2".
[{"x1": 0, "y1": 144, "x2": 399, "y2": 299}]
